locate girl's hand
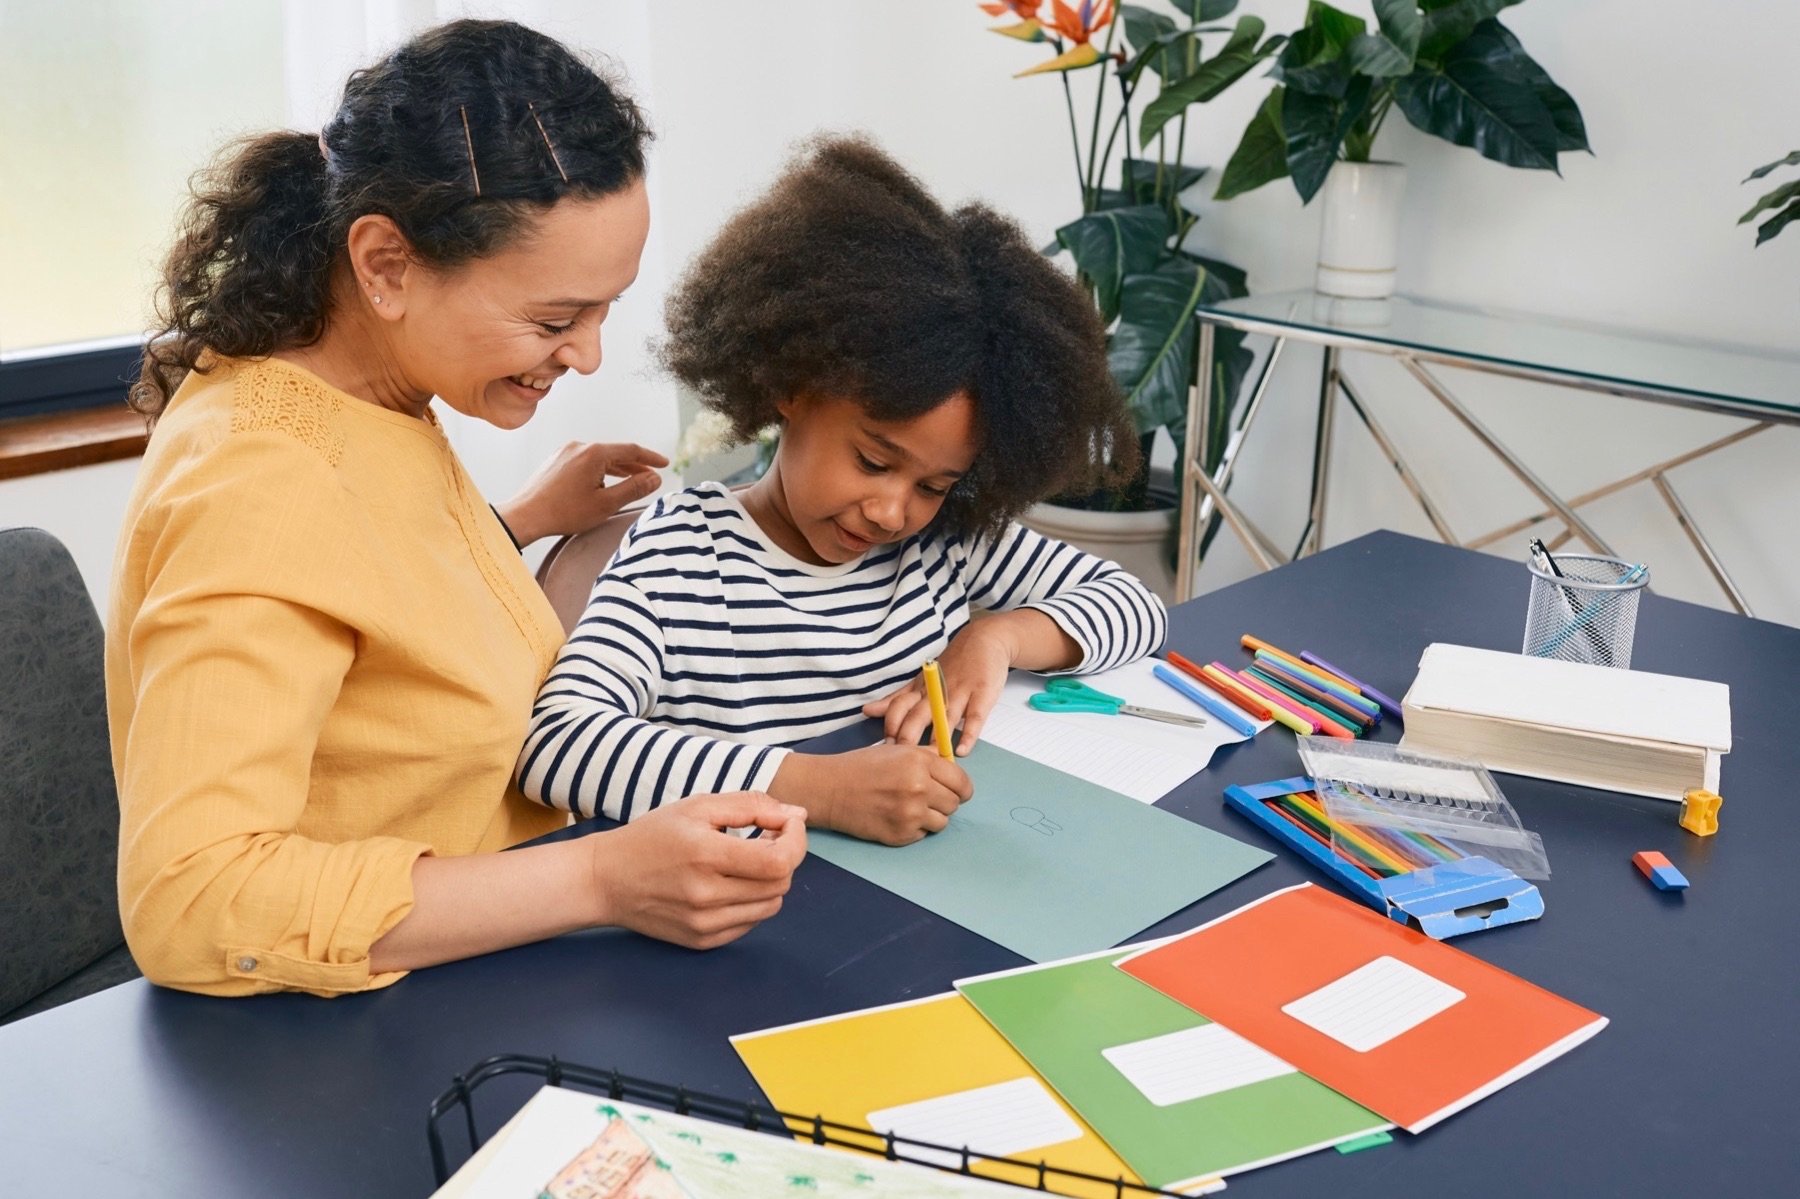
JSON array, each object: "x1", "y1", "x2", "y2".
[
  {"x1": 498, "y1": 441, "x2": 670, "y2": 546},
  {"x1": 771, "y1": 746, "x2": 972, "y2": 846},
  {"x1": 864, "y1": 618, "x2": 1016, "y2": 756},
  {"x1": 587, "y1": 791, "x2": 807, "y2": 950},
  {"x1": 863, "y1": 611, "x2": 1083, "y2": 755}
]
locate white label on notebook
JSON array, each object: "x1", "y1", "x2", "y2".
[
  {"x1": 1102, "y1": 1023, "x2": 1297, "y2": 1106},
  {"x1": 1283, "y1": 956, "x2": 1466, "y2": 1052},
  {"x1": 866, "y1": 1077, "x2": 1081, "y2": 1169}
]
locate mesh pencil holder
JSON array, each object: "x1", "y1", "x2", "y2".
[{"x1": 1523, "y1": 554, "x2": 1648, "y2": 669}]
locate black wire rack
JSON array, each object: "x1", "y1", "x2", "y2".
[{"x1": 428, "y1": 1054, "x2": 1197, "y2": 1197}]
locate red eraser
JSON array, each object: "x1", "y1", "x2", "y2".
[{"x1": 1633, "y1": 850, "x2": 1672, "y2": 876}]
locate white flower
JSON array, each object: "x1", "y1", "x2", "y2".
[{"x1": 672, "y1": 408, "x2": 740, "y2": 471}]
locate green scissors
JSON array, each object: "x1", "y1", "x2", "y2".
[{"x1": 1028, "y1": 678, "x2": 1208, "y2": 727}]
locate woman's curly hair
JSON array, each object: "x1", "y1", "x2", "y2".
[
  {"x1": 659, "y1": 136, "x2": 1138, "y2": 541},
  {"x1": 134, "y1": 19, "x2": 651, "y2": 416}
]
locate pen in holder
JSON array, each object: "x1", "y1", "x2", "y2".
[{"x1": 1523, "y1": 544, "x2": 1648, "y2": 669}]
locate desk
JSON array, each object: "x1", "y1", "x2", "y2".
[
  {"x1": 1177, "y1": 292, "x2": 1800, "y2": 614},
  {"x1": 3, "y1": 533, "x2": 1795, "y2": 1196}
]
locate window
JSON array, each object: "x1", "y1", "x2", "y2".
[{"x1": 0, "y1": 1, "x2": 286, "y2": 417}]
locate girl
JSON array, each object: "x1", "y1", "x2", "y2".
[{"x1": 518, "y1": 137, "x2": 1167, "y2": 846}]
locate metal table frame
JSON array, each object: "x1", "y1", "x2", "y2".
[{"x1": 1176, "y1": 301, "x2": 1791, "y2": 613}]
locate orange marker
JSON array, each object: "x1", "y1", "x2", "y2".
[{"x1": 1241, "y1": 635, "x2": 1359, "y2": 692}]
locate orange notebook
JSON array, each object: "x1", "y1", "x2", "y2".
[{"x1": 1116, "y1": 883, "x2": 1607, "y2": 1132}]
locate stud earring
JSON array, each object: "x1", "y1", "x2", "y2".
[{"x1": 371, "y1": 295, "x2": 383, "y2": 305}]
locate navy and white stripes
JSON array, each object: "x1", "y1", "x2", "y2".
[{"x1": 516, "y1": 482, "x2": 1167, "y2": 820}]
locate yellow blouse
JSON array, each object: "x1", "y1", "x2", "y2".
[{"x1": 106, "y1": 357, "x2": 569, "y2": 997}]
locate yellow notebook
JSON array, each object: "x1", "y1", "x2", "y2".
[{"x1": 732, "y1": 992, "x2": 1221, "y2": 1196}]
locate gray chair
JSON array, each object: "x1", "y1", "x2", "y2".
[{"x1": 0, "y1": 527, "x2": 139, "y2": 1023}]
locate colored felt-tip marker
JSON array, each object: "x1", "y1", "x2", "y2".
[
  {"x1": 1254, "y1": 651, "x2": 1381, "y2": 721},
  {"x1": 1173, "y1": 655, "x2": 1274, "y2": 721},
  {"x1": 1235, "y1": 669, "x2": 1354, "y2": 739},
  {"x1": 1226, "y1": 666, "x2": 1322, "y2": 734},
  {"x1": 921, "y1": 660, "x2": 954, "y2": 760},
  {"x1": 1153, "y1": 663, "x2": 1259, "y2": 738},
  {"x1": 1241, "y1": 634, "x2": 1357, "y2": 691},
  {"x1": 1199, "y1": 662, "x2": 1291, "y2": 729},
  {"x1": 1301, "y1": 651, "x2": 1403, "y2": 722}
]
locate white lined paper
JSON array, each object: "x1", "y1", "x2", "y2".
[
  {"x1": 866, "y1": 1077, "x2": 1081, "y2": 1169},
  {"x1": 1282, "y1": 956, "x2": 1466, "y2": 1052},
  {"x1": 1102, "y1": 1023, "x2": 1297, "y2": 1106},
  {"x1": 979, "y1": 704, "x2": 1195, "y2": 803}
]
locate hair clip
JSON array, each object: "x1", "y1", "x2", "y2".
[
  {"x1": 527, "y1": 101, "x2": 569, "y2": 184},
  {"x1": 459, "y1": 105, "x2": 482, "y2": 197}
]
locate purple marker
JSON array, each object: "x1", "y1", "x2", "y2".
[{"x1": 1301, "y1": 651, "x2": 1404, "y2": 723}]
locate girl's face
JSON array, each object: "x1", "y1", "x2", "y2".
[
  {"x1": 386, "y1": 180, "x2": 651, "y2": 429},
  {"x1": 764, "y1": 393, "x2": 980, "y2": 565}
]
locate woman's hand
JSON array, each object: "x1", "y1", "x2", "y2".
[
  {"x1": 587, "y1": 791, "x2": 807, "y2": 950},
  {"x1": 863, "y1": 611, "x2": 1080, "y2": 755},
  {"x1": 770, "y1": 745, "x2": 973, "y2": 846},
  {"x1": 497, "y1": 441, "x2": 670, "y2": 546}
]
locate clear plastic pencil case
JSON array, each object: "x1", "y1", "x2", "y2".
[{"x1": 1296, "y1": 739, "x2": 1551, "y2": 881}]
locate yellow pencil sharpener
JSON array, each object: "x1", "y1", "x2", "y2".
[{"x1": 1679, "y1": 789, "x2": 1722, "y2": 837}]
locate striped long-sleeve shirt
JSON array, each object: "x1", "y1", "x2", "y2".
[{"x1": 516, "y1": 482, "x2": 1168, "y2": 820}]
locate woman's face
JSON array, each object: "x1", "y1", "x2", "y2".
[{"x1": 395, "y1": 179, "x2": 651, "y2": 429}]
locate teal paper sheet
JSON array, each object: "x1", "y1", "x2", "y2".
[{"x1": 805, "y1": 742, "x2": 1272, "y2": 962}]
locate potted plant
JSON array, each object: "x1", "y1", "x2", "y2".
[
  {"x1": 979, "y1": 0, "x2": 1282, "y2": 597},
  {"x1": 1740, "y1": 151, "x2": 1800, "y2": 245},
  {"x1": 1215, "y1": 0, "x2": 1589, "y2": 299}
]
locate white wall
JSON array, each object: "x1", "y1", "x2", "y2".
[{"x1": 7, "y1": 0, "x2": 1798, "y2": 624}]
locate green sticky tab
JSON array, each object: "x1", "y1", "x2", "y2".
[{"x1": 1335, "y1": 1131, "x2": 1395, "y2": 1154}]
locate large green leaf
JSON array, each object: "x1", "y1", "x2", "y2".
[
  {"x1": 1273, "y1": 3, "x2": 1365, "y2": 98},
  {"x1": 1393, "y1": 29, "x2": 1562, "y2": 171},
  {"x1": 1465, "y1": 19, "x2": 1588, "y2": 152},
  {"x1": 1055, "y1": 205, "x2": 1174, "y2": 324},
  {"x1": 1754, "y1": 199, "x2": 1800, "y2": 246},
  {"x1": 1138, "y1": 15, "x2": 1277, "y2": 146},
  {"x1": 1109, "y1": 258, "x2": 1211, "y2": 435},
  {"x1": 1417, "y1": 0, "x2": 1520, "y2": 60},
  {"x1": 1285, "y1": 75, "x2": 1374, "y2": 203},
  {"x1": 1122, "y1": 157, "x2": 1210, "y2": 206},
  {"x1": 1120, "y1": 4, "x2": 1182, "y2": 82},
  {"x1": 1741, "y1": 179, "x2": 1800, "y2": 225},
  {"x1": 1215, "y1": 86, "x2": 1290, "y2": 200},
  {"x1": 1174, "y1": 0, "x2": 1240, "y2": 20},
  {"x1": 1746, "y1": 151, "x2": 1800, "y2": 182},
  {"x1": 1347, "y1": 0, "x2": 1422, "y2": 77}
]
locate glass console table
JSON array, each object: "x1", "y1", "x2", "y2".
[{"x1": 1177, "y1": 290, "x2": 1800, "y2": 613}]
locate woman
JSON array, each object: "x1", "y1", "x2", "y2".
[{"x1": 108, "y1": 19, "x2": 805, "y2": 998}]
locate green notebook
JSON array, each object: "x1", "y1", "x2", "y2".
[
  {"x1": 805, "y1": 741, "x2": 1270, "y2": 962},
  {"x1": 956, "y1": 949, "x2": 1391, "y2": 1188}
]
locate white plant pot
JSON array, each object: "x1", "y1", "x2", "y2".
[
  {"x1": 1020, "y1": 496, "x2": 1177, "y2": 604},
  {"x1": 1315, "y1": 161, "x2": 1407, "y2": 299}
]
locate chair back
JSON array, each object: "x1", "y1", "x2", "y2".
[
  {"x1": 535, "y1": 503, "x2": 653, "y2": 636},
  {"x1": 0, "y1": 528, "x2": 127, "y2": 1016}
]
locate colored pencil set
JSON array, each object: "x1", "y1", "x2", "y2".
[
  {"x1": 1159, "y1": 634, "x2": 1403, "y2": 741},
  {"x1": 1258, "y1": 788, "x2": 1463, "y2": 880}
]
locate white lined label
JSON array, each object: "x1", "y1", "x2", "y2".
[
  {"x1": 1102, "y1": 1023, "x2": 1297, "y2": 1106},
  {"x1": 866, "y1": 1077, "x2": 1081, "y2": 1169},
  {"x1": 1283, "y1": 956, "x2": 1465, "y2": 1052}
]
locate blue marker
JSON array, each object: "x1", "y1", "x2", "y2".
[{"x1": 1152, "y1": 663, "x2": 1258, "y2": 738}]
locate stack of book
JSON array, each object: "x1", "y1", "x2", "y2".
[{"x1": 1399, "y1": 643, "x2": 1730, "y2": 801}]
